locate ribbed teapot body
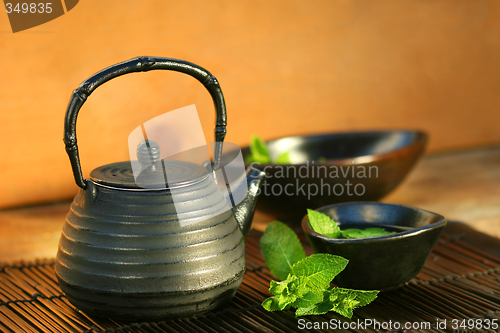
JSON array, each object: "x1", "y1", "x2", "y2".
[{"x1": 55, "y1": 178, "x2": 246, "y2": 320}]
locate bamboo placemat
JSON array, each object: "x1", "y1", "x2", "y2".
[{"x1": 1, "y1": 223, "x2": 499, "y2": 333}]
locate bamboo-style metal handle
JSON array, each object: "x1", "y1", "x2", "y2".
[{"x1": 63, "y1": 56, "x2": 227, "y2": 189}]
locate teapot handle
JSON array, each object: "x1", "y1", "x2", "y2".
[{"x1": 63, "y1": 56, "x2": 227, "y2": 189}]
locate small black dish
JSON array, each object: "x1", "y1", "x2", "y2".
[
  {"x1": 241, "y1": 130, "x2": 427, "y2": 222},
  {"x1": 301, "y1": 202, "x2": 446, "y2": 291}
]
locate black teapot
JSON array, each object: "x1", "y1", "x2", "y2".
[{"x1": 55, "y1": 57, "x2": 265, "y2": 321}]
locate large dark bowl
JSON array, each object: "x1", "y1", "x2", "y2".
[
  {"x1": 241, "y1": 130, "x2": 427, "y2": 222},
  {"x1": 302, "y1": 202, "x2": 446, "y2": 291}
]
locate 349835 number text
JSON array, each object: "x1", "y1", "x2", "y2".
[{"x1": 5, "y1": 3, "x2": 53, "y2": 14}]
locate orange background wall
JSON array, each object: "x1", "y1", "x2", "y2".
[{"x1": 1, "y1": 0, "x2": 500, "y2": 209}]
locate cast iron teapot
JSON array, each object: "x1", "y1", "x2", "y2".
[{"x1": 55, "y1": 57, "x2": 265, "y2": 321}]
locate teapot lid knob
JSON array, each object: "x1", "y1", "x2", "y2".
[
  {"x1": 137, "y1": 140, "x2": 161, "y2": 168},
  {"x1": 89, "y1": 138, "x2": 208, "y2": 189}
]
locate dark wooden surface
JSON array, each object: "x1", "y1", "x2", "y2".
[{"x1": 1, "y1": 146, "x2": 499, "y2": 263}]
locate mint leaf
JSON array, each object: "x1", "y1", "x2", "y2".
[
  {"x1": 268, "y1": 276, "x2": 309, "y2": 300},
  {"x1": 248, "y1": 135, "x2": 271, "y2": 164},
  {"x1": 260, "y1": 221, "x2": 306, "y2": 279},
  {"x1": 291, "y1": 289, "x2": 324, "y2": 308},
  {"x1": 291, "y1": 253, "x2": 348, "y2": 290},
  {"x1": 335, "y1": 288, "x2": 379, "y2": 308},
  {"x1": 307, "y1": 209, "x2": 341, "y2": 238},
  {"x1": 246, "y1": 134, "x2": 292, "y2": 164},
  {"x1": 294, "y1": 291, "x2": 332, "y2": 316},
  {"x1": 341, "y1": 228, "x2": 364, "y2": 239},
  {"x1": 268, "y1": 279, "x2": 288, "y2": 295},
  {"x1": 326, "y1": 287, "x2": 379, "y2": 319},
  {"x1": 362, "y1": 227, "x2": 396, "y2": 237},
  {"x1": 275, "y1": 151, "x2": 291, "y2": 164},
  {"x1": 262, "y1": 296, "x2": 281, "y2": 311},
  {"x1": 263, "y1": 275, "x2": 309, "y2": 311},
  {"x1": 330, "y1": 299, "x2": 357, "y2": 318},
  {"x1": 295, "y1": 287, "x2": 379, "y2": 318},
  {"x1": 342, "y1": 227, "x2": 395, "y2": 239}
]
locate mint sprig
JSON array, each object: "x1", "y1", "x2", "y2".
[
  {"x1": 308, "y1": 210, "x2": 396, "y2": 239},
  {"x1": 260, "y1": 221, "x2": 379, "y2": 318}
]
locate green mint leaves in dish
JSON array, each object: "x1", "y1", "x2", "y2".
[
  {"x1": 260, "y1": 221, "x2": 379, "y2": 318},
  {"x1": 245, "y1": 135, "x2": 291, "y2": 164},
  {"x1": 274, "y1": 151, "x2": 291, "y2": 164},
  {"x1": 245, "y1": 135, "x2": 329, "y2": 164},
  {"x1": 306, "y1": 209, "x2": 342, "y2": 238},
  {"x1": 341, "y1": 227, "x2": 396, "y2": 239},
  {"x1": 307, "y1": 209, "x2": 396, "y2": 239},
  {"x1": 246, "y1": 135, "x2": 271, "y2": 164}
]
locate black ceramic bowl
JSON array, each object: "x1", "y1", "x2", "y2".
[
  {"x1": 241, "y1": 130, "x2": 427, "y2": 222},
  {"x1": 301, "y1": 202, "x2": 446, "y2": 291}
]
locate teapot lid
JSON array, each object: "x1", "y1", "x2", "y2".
[{"x1": 89, "y1": 140, "x2": 209, "y2": 190}]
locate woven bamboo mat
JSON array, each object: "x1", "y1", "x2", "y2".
[{"x1": 1, "y1": 223, "x2": 499, "y2": 333}]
